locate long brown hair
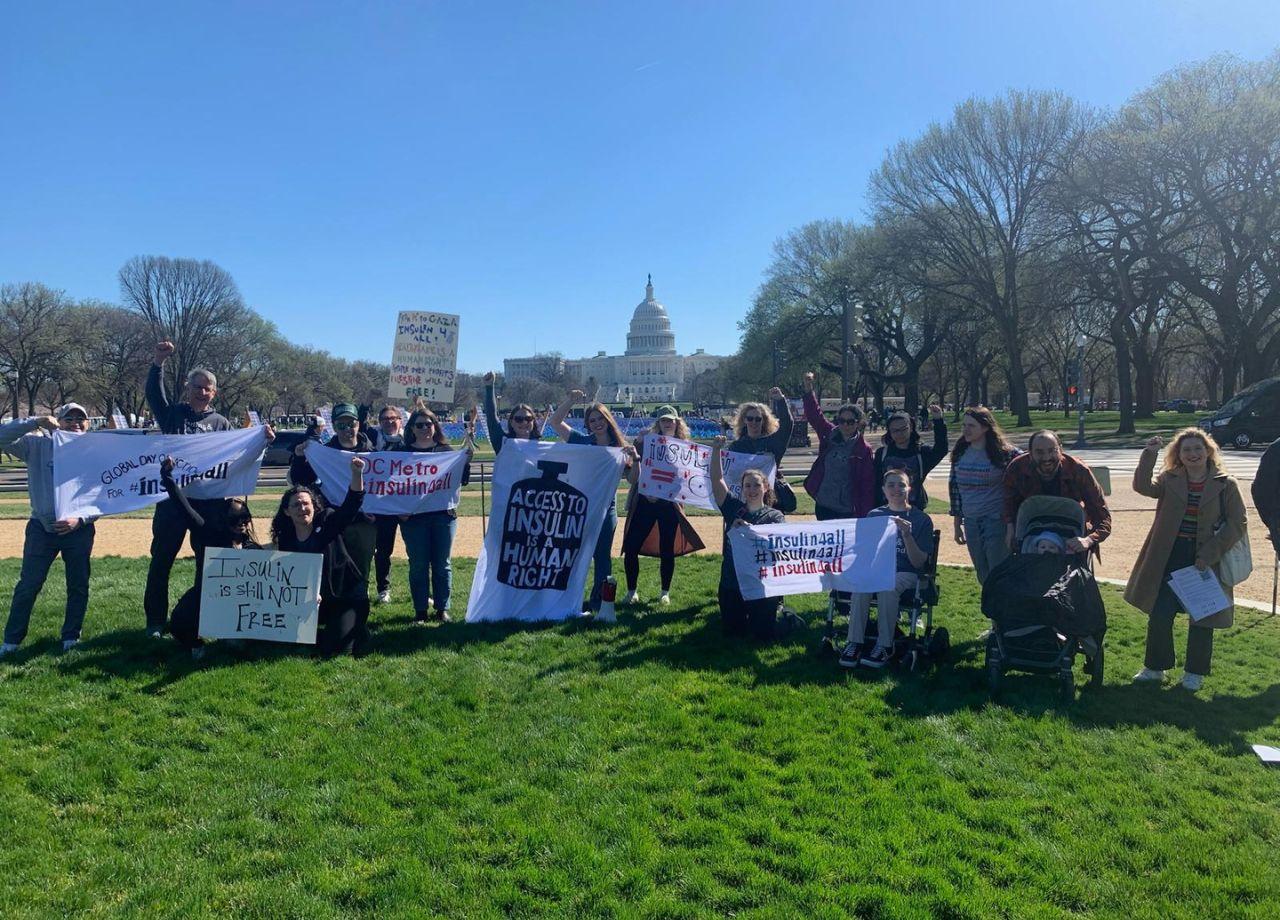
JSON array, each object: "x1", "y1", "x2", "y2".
[
  {"x1": 649, "y1": 414, "x2": 690, "y2": 440},
  {"x1": 583, "y1": 402, "x2": 626, "y2": 447},
  {"x1": 949, "y1": 406, "x2": 1014, "y2": 467},
  {"x1": 505, "y1": 403, "x2": 539, "y2": 440},
  {"x1": 404, "y1": 407, "x2": 448, "y2": 448}
]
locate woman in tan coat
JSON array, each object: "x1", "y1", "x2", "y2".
[{"x1": 1126, "y1": 428, "x2": 1247, "y2": 691}]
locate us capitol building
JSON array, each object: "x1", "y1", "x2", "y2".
[{"x1": 503, "y1": 276, "x2": 726, "y2": 401}]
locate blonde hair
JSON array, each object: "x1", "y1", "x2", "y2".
[
  {"x1": 650, "y1": 414, "x2": 690, "y2": 440},
  {"x1": 1162, "y1": 427, "x2": 1223, "y2": 474},
  {"x1": 733, "y1": 402, "x2": 779, "y2": 439}
]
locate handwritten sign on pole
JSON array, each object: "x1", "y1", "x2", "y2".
[
  {"x1": 389, "y1": 310, "x2": 460, "y2": 404},
  {"x1": 198, "y1": 547, "x2": 324, "y2": 644}
]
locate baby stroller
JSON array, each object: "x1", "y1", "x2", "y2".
[
  {"x1": 982, "y1": 496, "x2": 1106, "y2": 704},
  {"x1": 819, "y1": 529, "x2": 949, "y2": 672}
]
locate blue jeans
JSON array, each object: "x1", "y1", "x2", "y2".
[
  {"x1": 400, "y1": 514, "x2": 457, "y2": 614},
  {"x1": 5, "y1": 518, "x2": 95, "y2": 645},
  {"x1": 962, "y1": 513, "x2": 1009, "y2": 584},
  {"x1": 587, "y1": 506, "x2": 618, "y2": 610}
]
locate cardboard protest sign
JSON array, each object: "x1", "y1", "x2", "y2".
[
  {"x1": 246, "y1": 410, "x2": 262, "y2": 426},
  {"x1": 303, "y1": 446, "x2": 468, "y2": 515},
  {"x1": 466, "y1": 439, "x2": 625, "y2": 622},
  {"x1": 636, "y1": 434, "x2": 775, "y2": 511},
  {"x1": 198, "y1": 547, "x2": 323, "y2": 644},
  {"x1": 388, "y1": 310, "x2": 460, "y2": 404},
  {"x1": 53, "y1": 426, "x2": 267, "y2": 520},
  {"x1": 728, "y1": 517, "x2": 898, "y2": 600}
]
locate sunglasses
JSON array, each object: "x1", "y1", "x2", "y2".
[
  {"x1": 743, "y1": 415, "x2": 763, "y2": 423},
  {"x1": 379, "y1": 416, "x2": 400, "y2": 423},
  {"x1": 413, "y1": 420, "x2": 435, "y2": 429},
  {"x1": 334, "y1": 420, "x2": 356, "y2": 430},
  {"x1": 511, "y1": 415, "x2": 534, "y2": 423}
]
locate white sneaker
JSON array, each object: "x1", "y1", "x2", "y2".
[
  {"x1": 1132, "y1": 667, "x2": 1165, "y2": 683},
  {"x1": 658, "y1": 593, "x2": 671, "y2": 606},
  {"x1": 1180, "y1": 671, "x2": 1205, "y2": 692},
  {"x1": 0, "y1": 642, "x2": 18, "y2": 658},
  {"x1": 61, "y1": 639, "x2": 79, "y2": 652},
  {"x1": 148, "y1": 630, "x2": 163, "y2": 640},
  {"x1": 377, "y1": 590, "x2": 392, "y2": 605},
  {"x1": 622, "y1": 590, "x2": 640, "y2": 605}
]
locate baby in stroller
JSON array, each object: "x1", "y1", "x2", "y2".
[{"x1": 982, "y1": 495, "x2": 1107, "y2": 702}]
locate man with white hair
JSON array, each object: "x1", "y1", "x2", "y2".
[
  {"x1": 0, "y1": 403, "x2": 95, "y2": 656},
  {"x1": 143, "y1": 340, "x2": 233, "y2": 637}
]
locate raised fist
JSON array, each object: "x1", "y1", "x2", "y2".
[{"x1": 154, "y1": 341, "x2": 176, "y2": 364}]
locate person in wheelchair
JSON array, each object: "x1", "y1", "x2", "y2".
[{"x1": 840, "y1": 468, "x2": 934, "y2": 669}]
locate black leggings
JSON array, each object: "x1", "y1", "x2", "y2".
[
  {"x1": 719, "y1": 583, "x2": 780, "y2": 641},
  {"x1": 623, "y1": 499, "x2": 679, "y2": 592},
  {"x1": 318, "y1": 596, "x2": 372, "y2": 657}
]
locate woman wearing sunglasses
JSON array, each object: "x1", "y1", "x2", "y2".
[
  {"x1": 800, "y1": 372, "x2": 876, "y2": 521},
  {"x1": 727, "y1": 386, "x2": 794, "y2": 467},
  {"x1": 482, "y1": 371, "x2": 541, "y2": 453},
  {"x1": 394, "y1": 407, "x2": 474, "y2": 624}
]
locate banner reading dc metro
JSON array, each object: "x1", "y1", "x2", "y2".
[{"x1": 466, "y1": 440, "x2": 625, "y2": 622}]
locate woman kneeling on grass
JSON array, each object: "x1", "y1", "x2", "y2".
[
  {"x1": 840, "y1": 468, "x2": 934, "y2": 670},
  {"x1": 271, "y1": 456, "x2": 369, "y2": 657},
  {"x1": 710, "y1": 436, "x2": 785, "y2": 640}
]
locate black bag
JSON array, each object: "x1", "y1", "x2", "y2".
[{"x1": 982, "y1": 554, "x2": 1107, "y2": 638}]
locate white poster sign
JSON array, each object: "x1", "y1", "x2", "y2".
[
  {"x1": 304, "y1": 446, "x2": 468, "y2": 515},
  {"x1": 247, "y1": 410, "x2": 262, "y2": 426},
  {"x1": 198, "y1": 547, "x2": 323, "y2": 644},
  {"x1": 728, "y1": 517, "x2": 898, "y2": 600},
  {"x1": 53, "y1": 426, "x2": 268, "y2": 520},
  {"x1": 467, "y1": 439, "x2": 625, "y2": 622},
  {"x1": 389, "y1": 310, "x2": 460, "y2": 404},
  {"x1": 636, "y1": 434, "x2": 776, "y2": 511}
]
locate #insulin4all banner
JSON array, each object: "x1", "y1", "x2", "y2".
[
  {"x1": 304, "y1": 446, "x2": 467, "y2": 515},
  {"x1": 636, "y1": 434, "x2": 776, "y2": 511},
  {"x1": 467, "y1": 439, "x2": 626, "y2": 623},
  {"x1": 53, "y1": 426, "x2": 268, "y2": 520},
  {"x1": 729, "y1": 517, "x2": 899, "y2": 600}
]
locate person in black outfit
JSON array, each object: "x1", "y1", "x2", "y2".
[
  {"x1": 143, "y1": 340, "x2": 233, "y2": 637},
  {"x1": 271, "y1": 456, "x2": 369, "y2": 657},
  {"x1": 873, "y1": 405, "x2": 948, "y2": 509},
  {"x1": 159, "y1": 456, "x2": 265, "y2": 659},
  {"x1": 1253, "y1": 437, "x2": 1280, "y2": 553},
  {"x1": 370, "y1": 405, "x2": 405, "y2": 605}
]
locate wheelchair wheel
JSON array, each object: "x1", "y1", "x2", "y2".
[
  {"x1": 928, "y1": 626, "x2": 950, "y2": 663},
  {"x1": 986, "y1": 655, "x2": 1002, "y2": 697},
  {"x1": 1088, "y1": 647, "x2": 1104, "y2": 689}
]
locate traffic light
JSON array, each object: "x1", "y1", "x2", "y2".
[{"x1": 1068, "y1": 385, "x2": 1078, "y2": 396}]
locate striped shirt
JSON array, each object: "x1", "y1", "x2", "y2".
[{"x1": 1178, "y1": 478, "x2": 1205, "y2": 539}]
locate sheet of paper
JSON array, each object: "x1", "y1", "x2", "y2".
[
  {"x1": 1167, "y1": 565, "x2": 1230, "y2": 621},
  {"x1": 1251, "y1": 744, "x2": 1280, "y2": 764}
]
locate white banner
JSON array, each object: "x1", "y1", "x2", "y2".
[
  {"x1": 467, "y1": 439, "x2": 625, "y2": 622},
  {"x1": 53, "y1": 426, "x2": 268, "y2": 520},
  {"x1": 729, "y1": 517, "x2": 898, "y2": 600},
  {"x1": 389, "y1": 310, "x2": 460, "y2": 403},
  {"x1": 198, "y1": 547, "x2": 323, "y2": 644},
  {"x1": 303, "y1": 446, "x2": 468, "y2": 515},
  {"x1": 636, "y1": 434, "x2": 775, "y2": 510}
]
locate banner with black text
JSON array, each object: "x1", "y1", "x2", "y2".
[
  {"x1": 303, "y1": 446, "x2": 467, "y2": 515},
  {"x1": 636, "y1": 434, "x2": 775, "y2": 510},
  {"x1": 728, "y1": 517, "x2": 898, "y2": 600}
]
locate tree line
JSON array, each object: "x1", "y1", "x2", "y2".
[{"x1": 721, "y1": 52, "x2": 1280, "y2": 432}]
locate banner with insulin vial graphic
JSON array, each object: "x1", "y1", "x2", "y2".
[
  {"x1": 388, "y1": 310, "x2": 460, "y2": 403},
  {"x1": 198, "y1": 547, "x2": 323, "y2": 644},
  {"x1": 303, "y1": 446, "x2": 468, "y2": 516},
  {"x1": 636, "y1": 434, "x2": 776, "y2": 511},
  {"x1": 52, "y1": 426, "x2": 268, "y2": 520},
  {"x1": 728, "y1": 517, "x2": 898, "y2": 600},
  {"x1": 467, "y1": 439, "x2": 625, "y2": 623}
]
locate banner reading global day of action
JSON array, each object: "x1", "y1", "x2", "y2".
[
  {"x1": 388, "y1": 310, "x2": 460, "y2": 404},
  {"x1": 53, "y1": 427, "x2": 268, "y2": 520},
  {"x1": 636, "y1": 434, "x2": 776, "y2": 510}
]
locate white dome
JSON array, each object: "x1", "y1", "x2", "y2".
[{"x1": 625, "y1": 275, "x2": 677, "y2": 356}]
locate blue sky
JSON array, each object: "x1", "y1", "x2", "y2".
[{"x1": 2, "y1": 1, "x2": 1277, "y2": 373}]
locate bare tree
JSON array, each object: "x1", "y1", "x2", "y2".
[{"x1": 0, "y1": 283, "x2": 74, "y2": 415}]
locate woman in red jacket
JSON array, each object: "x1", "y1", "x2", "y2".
[{"x1": 800, "y1": 372, "x2": 876, "y2": 521}]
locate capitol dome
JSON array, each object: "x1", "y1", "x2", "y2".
[{"x1": 625, "y1": 275, "x2": 677, "y2": 356}]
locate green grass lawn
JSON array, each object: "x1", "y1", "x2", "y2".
[{"x1": 1, "y1": 556, "x2": 1278, "y2": 917}]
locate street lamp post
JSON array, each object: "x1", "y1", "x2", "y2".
[
  {"x1": 1074, "y1": 332, "x2": 1088, "y2": 449},
  {"x1": 843, "y1": 300, "x2": 864, "y2": 403}
]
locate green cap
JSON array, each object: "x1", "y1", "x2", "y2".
[
  {"x1": 655, "y1": 405, "x2": 679, "y2": 420},
  {"x1": 333, "y1": 403, "x2": 358, "y2": 420}
]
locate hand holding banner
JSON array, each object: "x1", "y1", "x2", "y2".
[
  {"x1": 729, "y1": 517, "x2": 898, "y2": 599},
  {"x1": 199, "y1": 547, "x2": 323, "y2": 644},
  {"x1": 302, "y1": 447, "x2": 468, "y2": 515},
  {"x1": 637, "y1": 434, "x2": 775, "y2": 511}
]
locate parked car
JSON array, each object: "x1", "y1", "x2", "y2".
[
  {"x1": 1164, "y1": 398, "x2": 1194, "y2": 414},
  {"x1": 262, "y1": 430, "x2": 311, "y2": 466},
  {"x1": 1199, "y1": 377, "x2": 1280, "y2": 448}
]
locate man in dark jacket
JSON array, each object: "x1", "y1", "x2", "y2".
[
  {"x1": 1002, "y1": 430, "x2": 1111, "y2": 554},
  {"x1": 369, "y1": 405, "x2": 405, "y2": 603},
  {"x1": 1253, "y1": 437, "x2": 1280, "y2": 551},
  {"x1": 143, "y1": 341, "x2": 233, "y2": 637}
]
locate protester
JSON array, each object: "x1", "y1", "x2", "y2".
[
  {"x1": 549, "y1": 390, "x2": 636, "y2": 611},
  {"x1": 1128, "y1": 430, "x2": 1247, "y2": 691},
  {"x1": 144, "y1": 341, "x2": 233, "y2": 638},
  {"x1": 291, "y1": 403, "x2": 377, "y2": 612},
  {"x1": 1002, "y1": 430, "x2": 1111, "y2": 555},
  {"x1": 0, "y1": 404, "x2": 95, "y2": 657},
  {"x1": 874, "y1": 405, "x2": 948, "y2": 509},
  {"x1": 160, "y1": 455, "x2": 265, "y2": 659},
  {"x1": 710, "y1": 436, "x2": 785, "y2": 640},
  {"x1": 1252, "y1": 436, "x2": 1280, "y2": 552},
  {"x1": 800, "y1": 372, "x2": 876, "y2": 521},
  {"x1": 948, "y1": 407, "x2": 1020, "y2": 584},
  {"x1": 728, "y1": 386, "x2": 794, "y2": 466},
  {"x1": 370, "y1": 405, "x2": 405, "y2": 605},
  {"x1": 482, "y1": 371, "x2": 540, "y2": 454},
  {"x1": 840, "y1": 468, "x2": 934, "y2": 670},
  {"x1": 621, "y1": 407, "x2": 705, "y2": 606},
  {"x1": 272, "y1": 456, "x2": 369, "y2": 656},
  {"x1": 395, "y1": 407, "x2": 474, "y2": 624}
]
